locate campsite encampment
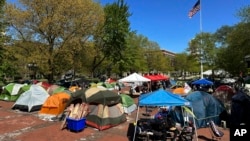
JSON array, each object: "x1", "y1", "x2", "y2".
[
  {"x1": 0, "y1": 80, "x2": 233, "y2": 141},
  {"x1": 0, "y1": 93, "x2": 230, "y2": 141}
]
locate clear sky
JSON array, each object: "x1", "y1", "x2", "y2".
[
  {"x1": 101, "y1": 0, "x2": 249, "y2": 53},
  {"x1": 7, "y1": 0, "x2": 250, "y2": 53}
]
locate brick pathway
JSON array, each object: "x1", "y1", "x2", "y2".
[{"x1": 0, "y1": 100, "x2": 229, "y2": 141}]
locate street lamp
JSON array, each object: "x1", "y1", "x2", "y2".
[{"x1": 27, "y1": 62, "x2": 38, "y2": 80}]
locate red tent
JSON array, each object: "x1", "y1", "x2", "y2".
[
  {"x1": 155, "y1": 74, "x2": 168, "y2": 80},
  {"x1": 213, "y1": 85, "x2": 235, "y2": 103},
  {"x1": 36, "y1": 81, "x2": 52, "y2": 90},
  {"x1": 143, "y1": 74, "x2": 168, "y2": 81},
  {"x1": 106, "y1": 78, "x2": 116, "y2": 83},
  {"x1": 144, "y1": 75, "x2": 158, "y2": 81},
  {"x1": 215, "y1": 85, "x2": 233, "y2": 92}
]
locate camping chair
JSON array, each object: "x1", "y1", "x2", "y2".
[
  {"x1": 208, "y1": 120, "x2": 224, "y2": 140},
  {"x1": 178, "y1": 121, "x2": 195, "y2": 141}
]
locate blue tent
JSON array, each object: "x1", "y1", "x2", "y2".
[
  {"x1": 191, "y1": 78, "x2": 213, "y2": 85},
  {"x1": 139, "y1": 89, "x2": 190, "y2": 106},
  {"x1": 133, "y1": 89, "x2": 198, "y2": 141},
  {"x1": 139, "y1": 89, "x2": 191, "y2": 127},
  {"x1": 185, "y1": 91, "x2": 225, "y2": 128}
]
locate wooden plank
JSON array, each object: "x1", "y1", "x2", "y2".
[
  {"x1": 60, "y1": 104, "x2": 74, "y2": 130},
  {"x1": 76, "y1": 103, "x2": 83, "y2": 119},
  {"x1": 71, "y1": 103, "x2": 80, "y2": 119},
  {"x1": 81, "y1": 103, "x2": 89, "y2": 118}
]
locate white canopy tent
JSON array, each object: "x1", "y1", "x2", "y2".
[
  {"x1": 118, "y1": 73, "x2": 151, "y2": 93},
  {"x1": 203, "y1": 69, "x2": 228, "y2": 76},
  {"x1": 118, "y1": 72, "x2": 151, "y2": 82}
]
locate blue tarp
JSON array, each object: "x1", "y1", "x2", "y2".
[
  {"x1": 139, "y1": 89, "x2": 190, "y2": 107},
  {"x1": 185, "y1": 91, "x2": 225, "y2": 128},
  {"x1": 191, "y1": 78, "x2": 213, "y2": 85}
]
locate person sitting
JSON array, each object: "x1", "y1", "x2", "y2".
[
  {"x1": 154, "y1": 106, "x2": 169, "y2": 119},
  {"x1": 154, "y1": 107, "x2": 179, "y2": 140}
]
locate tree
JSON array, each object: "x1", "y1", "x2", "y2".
[
  {"x1": 187, "y1": 32, "x2": 217, "y2": 74},
  {"x1": 113, "y1": 33, "x2": 148, "y2": 76},
  {"x1": 0, "y1": 0, "x2": 6, "y2": 59},
  {"x1": 5, "y1": 0, "x2": 104, "y2": 82},
  {"x1": 237, "y1": 5, "x2": 250, "y2": 23},
  {"x1": 213, "y1": 25, "x2": 234, "y2": 47},
  {"x1": 174, "y1": 52, "x2": 199, "y2": 79},
  {"x1": 0, "y1": 0, "x2": 10, "y2": 84},
  {"x1": 143, "y1": 42, "x2": 170, "y2": 73},
  {"x1": 92, "y1": 0, "x2": 131, "y2": 77},
  {"x1": 215, "y1": 5, "x2": 250, "y2": 76},
  {"x1": 222, "y1": 22, "x2": 250, "y2": 75}
]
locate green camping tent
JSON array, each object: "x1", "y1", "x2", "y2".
[
  {"x1": 84, "y1": 87, "x2": 121, "y2": 105},
  {"x1": 65, "y1": 89, "x2": 85, "y2": 107},
  {"x1": 0, "y1": 83, "x2": 29, "y2": 101},
  {"x1": 120, "y1": 94, "x2": 134, "y2": 107},
  {"x1": 47, "y1": 84, "x2": 66, "y2": 95},
  {"x1": 84, "y1": 87, "x2": 126, "y2": 130},
  {"x1": 120, "y1": 94, "x2": 137, "y2": 114},
  {"x1": 86, "y1": 103, "x2": 126, "y2": 131},
  {"x1": 102, "y1": 83, "x2": 114, "y2": 89}
]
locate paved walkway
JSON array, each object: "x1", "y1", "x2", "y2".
[{"x1": 0, "y1": 100, "x2": 229, "y2": 141}]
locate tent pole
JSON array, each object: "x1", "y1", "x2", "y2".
[
  {"x1": 181, "y1": 107, "x2": 186, "y2": 126},
  {"x1": 132, "y1": 105, "x2": 140, "y2": 141}
]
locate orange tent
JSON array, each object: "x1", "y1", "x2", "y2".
[
  {"x1": 172, "y1": 87, "x2": 186, "y2": 95},
  {"x1": 39, "y1": 92, "x2": 70, "y2": 116},
  {"x1": 69, "y1": 86, "x2": 81, "y2": 92}
]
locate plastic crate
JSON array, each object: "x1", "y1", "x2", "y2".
[{"x1": 66, "y1": 117, "x2": 86, "y2": 132}]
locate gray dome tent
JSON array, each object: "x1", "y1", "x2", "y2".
[
  {"x1": 12, "y1": 85, "x2": 50, "y2": 112},
  {"x1": 185, "y1": 91, "x2": 226, "y2": 128}
]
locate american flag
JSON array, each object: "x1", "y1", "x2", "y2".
[{"x1": 188, "y1": 0, "x2": 200, "y2": 18}]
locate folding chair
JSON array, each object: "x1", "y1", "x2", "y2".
[
  {"x1": 178, "y1": 126, "x2": 195, "y2": 141},
  {"x1": 208, "y1": 120, "x2": 224, "y2": 140}
]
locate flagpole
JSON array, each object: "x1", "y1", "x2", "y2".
[
  {"x1": 199, "y1": 0, "x2": 203, "y2": 79},
  {"x1": 188, "y1": 0, "x2": 203, "y2": 79}
]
